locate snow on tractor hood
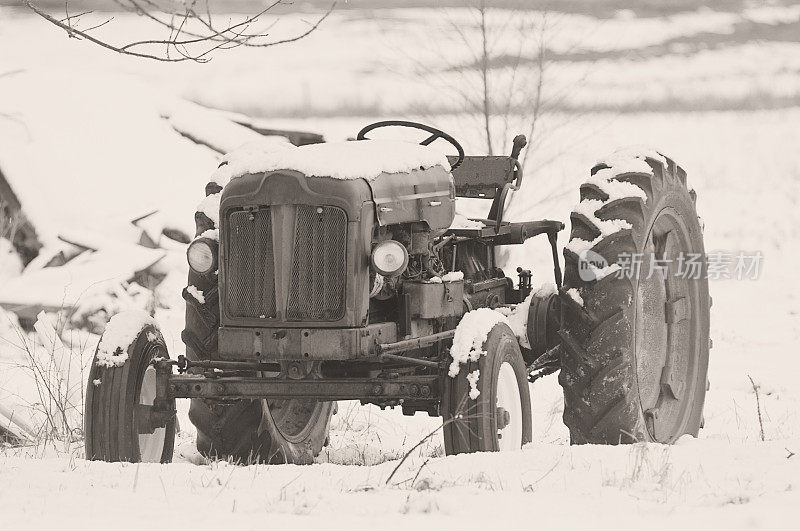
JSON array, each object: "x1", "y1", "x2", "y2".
[
  {"x1": 210, "y1": 139, "x2": 452, "y2": 188},
  {"x1": 211, "y1": 139, "x2": 456, "y2": 232}
]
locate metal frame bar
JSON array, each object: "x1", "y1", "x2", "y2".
[
  {"x1": 167, "y1": 373, "x2": 439, "y2": 401},
  {"x1": 377, "y1": 330, "x2": 455, "y2": 355}
]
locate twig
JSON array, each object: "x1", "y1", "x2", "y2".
[
  {"x1": 385, "y1": 422, "x2": 446, "y2": 486},
  {"x1": 385, "y1": 394, "x2": 471, "y2": 486},
  {"x1": 25, "y1": 1, "x2": 336, "y2": 63},
  {"x1": 409, "y1": 458, "x2": 431, "y2": 488},
  {"x1": 747, "y1": 375, "x2": 765, "y2": 442}
]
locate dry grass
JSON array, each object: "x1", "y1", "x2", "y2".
[{"x1": 0, "y1": 310, "x2": 94, "y2": 458}]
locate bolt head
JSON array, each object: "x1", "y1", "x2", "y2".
[{"x1": 496, "y1": 407, "x2": 511, "y2": 430}]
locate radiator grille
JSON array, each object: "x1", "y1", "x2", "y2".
[
  {"x1": 226, "y1": 208, "x2": 276, "y2": 318},
  {"x1": 287, "y1": 205, "x2": 347, "y2": 321}
]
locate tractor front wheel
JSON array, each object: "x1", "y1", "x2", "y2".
[
  {"x1": 443, "y1": 320, "x2": 532, "y2": 454},
  {"x1": 85, "y1": 320, "x2": 176, "y2": 463}
]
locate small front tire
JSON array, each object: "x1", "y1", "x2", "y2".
[
  {"x1": 443, "y1": 321, "x2": 532, "y2": 454},
  {"x1": 85, "y1": 322, "x2": 175, "y2": 463}
]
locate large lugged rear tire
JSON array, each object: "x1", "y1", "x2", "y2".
[
  {"x1": 443, "y1": 319, "x2": 532, "y2": 454},
  {"x1": 184, "y1": 182, "x2": 333, "y2": 464},
  {"x1": 85, "y1": 320, "x2": 175, "y2": 463},
  {"x1": 558, "y1": 149, "x2": 710, "y2": 445}
]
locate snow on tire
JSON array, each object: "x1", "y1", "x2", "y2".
[
  {"x1": 443, "y1": 315, "x2": 532, "y2": 454},
  {"x1": 85, "y1": 317, "x2": 175, "y2": 463},
  {"x1": 558, "y1": 148, "x2": 710, "y2": 445}
]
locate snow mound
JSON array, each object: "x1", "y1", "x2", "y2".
[
  {"x1": 70, "y1": 280, "x2": 155, "y2": 334},
  {"x1": 0, "y1": 244, "x2": 164, "y2": 312},
  {"x1": 0, "y1": 237, "x2": 23, "y2": 283},
  {"x1": 211, "y1": 139, "x2": 451, "y2": 188},
  {"x1": 161, "y1": 100, "x2": 290, "y2": 156},
  {"x1": 95, "y1": 310, "x2": 156, "y2": 368},
  {"x1": 448, "y1": 308, "x2": 509, "y2": 378}
]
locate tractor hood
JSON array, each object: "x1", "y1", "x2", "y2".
[
  {"x1": 367, "y1": 166, "x2": 455, "y2": 231},
  {"x1": 212, "y1": 139, "x2": 456, "y2": 231}
]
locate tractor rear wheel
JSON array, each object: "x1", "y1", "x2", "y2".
[
  {"x1": 85, "y1": 321, "x2": 175, "y2": 463},
  {"x1": 184, "y1": 183, "x2": 333, "y2": 464},
  {"x1": 558, "y1": 149, "x2": 710, "y2": 444},
  {"x1": 443, "y1": 320, "x2": 532, "y2": 454}
]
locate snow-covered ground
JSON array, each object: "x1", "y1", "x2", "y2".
[{"x1": 1, "y1": 4, "x2": 799, "y2": 529}]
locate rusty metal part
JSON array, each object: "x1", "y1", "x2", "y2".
[
  {"x1": 516, "y1": 267, "x2": 532, "y2": 302},
  {"x1": 377, "y1": 330, "x2": 456, "y2": 355},
  {"x1": 136, "y1": 359, "x2": 178, "y2": 435},
  {"x1": 217, "y1": 322, "x2": 397, "y2": 361},
  {"x1": 403, "y1": 280, "x2": 464, "y2": 320},
  {"x1": 176, "y1": 355, "x2": 279, "y2": 374},
  {"x1": 168, "y1": 375, "x2": 439, "y2": 401},
  {"x1": 496, "y1": 407, "x2": 511, "y2": 430},
  {"x1": 524, "y1": 293, "x2": 561, "y2": 363},
  {"x1": 378, "y1": 352, "x2": 440, "y2": 369}
]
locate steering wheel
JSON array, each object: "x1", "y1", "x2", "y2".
[{"x1": 356, "y1": 120, "x2": 465, "y2": 170}]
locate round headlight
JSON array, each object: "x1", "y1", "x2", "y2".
[
  {"x1": 187, "y1": 238, "x2": 217, "y2": 274},
  {"x1": 371, "y1": 240, "x2": 408, "y2": 277}
]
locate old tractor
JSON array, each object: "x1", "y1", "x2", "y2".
[{"x1": 85, "y1": 121, "x2": 710, "y2": 463}]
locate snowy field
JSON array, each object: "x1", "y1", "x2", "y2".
[{"x1": 1, "y1": 3, "x2": 800, "y2": 529}]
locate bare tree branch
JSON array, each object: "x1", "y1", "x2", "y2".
[
  {"x1": 477, "y1": 1, "x2": 493, "y2": 155},
  {"x1": 411, "y1": 4, "x2": 555, "y2": 157},
  {"x1": 24, "y1": 1, "x2": 336, "y2": 63},
  {"x1": 522, "y1": 13, "x2": 548, "y2": 167}
]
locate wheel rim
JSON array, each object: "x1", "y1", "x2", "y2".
[
  {"x1": 634, "y1": 208, "x2": 700, "y2": 442},
  {"x1": 138, "y1": 365, "x2": 166, "y2": 462},
  {"x1": 267, "y1": 399, "x2": 327, "y2": 444},
  {"x1": 495, "y1": 362, "x2": 523, "y2": 451}
]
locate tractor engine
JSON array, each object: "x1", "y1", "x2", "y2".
[{"x1": 201, "y1": 153, "x2": 462, "y2": 363}]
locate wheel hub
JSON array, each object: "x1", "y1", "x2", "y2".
[
  {"x1": 495, "y1": 362, "x2": 523, "y2": 451},
  {"x1": 496, "y1": 407, "x2": 511, "y2": 430},
  {"x1": 137, "y1": 365, "x2": 167, "y2": 462}
]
